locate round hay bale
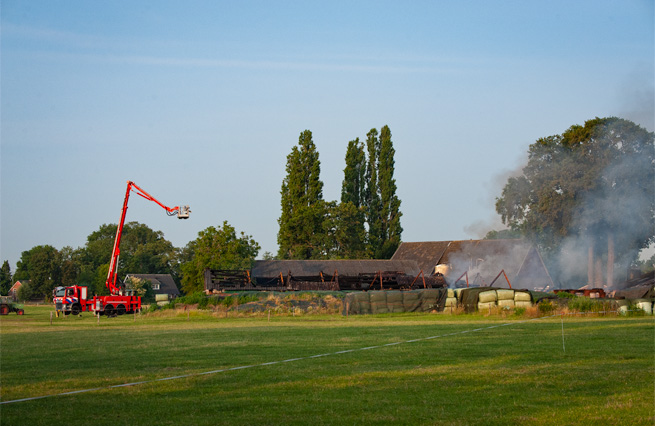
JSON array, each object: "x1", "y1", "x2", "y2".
[
  {"x1": 496, "y1": 289, "x2": 515, "y2": 301},
  {"x1": 478, "y1": 290, "x2": 497, "y2": 304},
  {"x1": 447, "y1": 288, "x2": 455, "y2": 298},
  {"x1": 155, "y1": 294, "x2": 169, "y2": 302},
  {"x1": 156, "y1": 301, "x2": 170, "y2": 306},
  {"x1": 514, "y1": 291, "x2": 532, "y2": 302},
  {"x1": 497, "y1": 299, "x2": 515, "y2": 308},
  {"x1": 635, "y1": 300, "x2": 653, "y2": 315},
  {"x1": 618, "y1": 305, "x2": 629, "y2": 315},
  {"x1": 478, "y1": 301, "x2": 496, "y2": 311},
  {"x1": 445, "y1": 297, "x2": 457, "y2": 307},
  {"x1": 514, "y1": 300, "x2": 533, "y2": 308}
]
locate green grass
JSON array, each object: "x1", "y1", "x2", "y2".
[{"x1": 1, "y1": 306, "x2": 653, "y2": 425}]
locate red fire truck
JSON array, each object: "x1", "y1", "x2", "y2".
[{"x1": 53, "y1": 181, "x2": 190, "y2": 316}]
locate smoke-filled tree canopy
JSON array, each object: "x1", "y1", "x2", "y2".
[{"x1": 495, "y1": 117, "x2": 654, "y2": 284}]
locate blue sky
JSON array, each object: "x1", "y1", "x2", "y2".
[{"x1": 2, "y1": 0, "x2": 653, "y2": 270}]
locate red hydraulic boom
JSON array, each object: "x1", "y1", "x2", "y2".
[{"x1": 106, "y1": 181, "x2": 190, "y2": 295}]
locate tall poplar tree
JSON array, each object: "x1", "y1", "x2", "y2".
[
  {"x1": 364, "y1": 128, "x2": 382, "y2": 257},
  {"x1": 337, "y1": 138, "x2": 367, "y2": 258},
  {"x1": 277, "y1": 130, "x2": 327, "y2": 259},
  {"x1": 364, "y1": 126, "x2": 403, "y2": 258},
  {"x1": 341, "y1": 138, "x2": 366, "y2": 207},
  {"x1": 378, "y1": 125, "x2": 403, "y2": 258}
]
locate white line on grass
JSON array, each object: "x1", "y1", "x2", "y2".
[{"x1": 0, "y1": 313, "x2": 584, "y2": 405}]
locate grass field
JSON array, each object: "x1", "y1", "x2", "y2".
[{"x1": 1, "y1": 305, "x2": 653, "y2": 425}]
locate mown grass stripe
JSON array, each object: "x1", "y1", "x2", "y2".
[{"x1": 0, "y1": 312, "x2": 599, "y2": 405}]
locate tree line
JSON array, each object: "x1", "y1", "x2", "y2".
[
  {"x1": 278, "y1": 126, "x2": 402, "y2": 259},
  {"x1": 2, "y1": 125, "x2": 403, "y2": 299},
  {"x1": 5, "y1": 117, "x2": 650, "y2": 299}
]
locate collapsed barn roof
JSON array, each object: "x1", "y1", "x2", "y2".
[{"x1": 391, "y1": 239, "x2": 554, "y2": 290}]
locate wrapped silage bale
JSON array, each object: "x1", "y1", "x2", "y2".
[
  {"x1": 514, "y1": 291, "x2": 532, "y2": 302},
  {"x1": 447, "y1": 288, "x2": 455, "y2": 298},
  {"x1": 454, "y1": 288, "x2": 464, "y2": 301},
  {"x1": 497, "y1": 299, "x2": 515, "y2": 308},
  {"x1": 369, "y1": 291, "x2": 388, "y2": 314},
  {"x1": 478, "y1": 301, "x2": 496, "y2": 311},
  {"x1": 420, "y1": 289, "x2": 440, "y2": 312},
  {"x1": 445, "y1": 297, "x2": 458, "y2": 308},
  {"x1": 496, "y1": 289, "x2": 515, "y2": 301},
  {"x1": 156, "y1": 301, "x2": 170, "y2": 306},
  {"x1": 402, "y1": 291, "x2": 422, "y2": 312},
  {"x1": 357, "y1": 292, "x2": 371, "y2": 314},
  {"x1": 514, "y1": 300, "x2": 533, "y2": 308},
  {"x1": 387, "y1": 291, "x2": 404, "y2": 313},
  {"x1": 155, "y1": 294, "x2": 169, "y2": 302},
  {"x1": 634, "y1": 298, "x2": 653, "y2": 315},
  {"x1": 478, "y1": 290, "x2": 498, "y2": 304},
  {"x1": 615, "y1": 299, "x2": 630, "y2": 315}
]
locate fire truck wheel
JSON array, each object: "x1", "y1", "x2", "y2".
[
  {"x1": 116, "y1": 304, "x2": 127, "y2": 316},
  {"x1": 71, "y1": 304, "x2": 81, "y2": 316},
  {"x1": 0, "y1": 304, "x2": 9, "y2": 315},
  {"x1": 104, "y1": 305, "x2": 115, "y2": 317}
]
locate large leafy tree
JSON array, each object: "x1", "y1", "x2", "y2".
[
  {"x1": 0, "y1": 260, "x2": 12, "y2": 295},
  {"x1": 78, "y1": 221, "x2": 179, "y2": 294},
  {"x1": 277, "y1": 130, "x2": 327, "y2": 259},
  {"x1": 181, "y1": 221, "x2": 260, "y2": 294},
  {"x1": 496, "y1": 117, "x2": 654, "y2": 285},
  {"x1": 14, "y1": 245, "x2": 62, "y2": 298}
]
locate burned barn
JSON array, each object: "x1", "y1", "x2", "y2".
[
  {"x1": 391, "y1": 239, "x2": 554, "y2": 290},
  {"x1": 205, "y1": 259, "x2": 447, "y2": 292}
]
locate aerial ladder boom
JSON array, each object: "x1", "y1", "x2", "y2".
[{"x1": 106, "y1": 180, "x2": 190, "y2": 295}]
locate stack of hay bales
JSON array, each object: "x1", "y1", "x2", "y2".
[
  {"x1": 342, "y1": 289, "x2": 448, "y2": 315},
  {"x1": 387, "y1": 291, "x2": 404, "y2": 313},
  {"x1": 514, "y1": 290, "x2": 533, "y2": 308},
  {"x1": 477, "y1": 289, "x2": 497, "y2": 311},
  {"x1": 420, "y1": 289, "x2": 442, "y2": 312},
  {"x1": 402, "y1": 290, "x2": 422, "y2": 312},
  {"x1": 369, "y1": 291, "x2": 388, "y2": 314},
  {"x1": 496, "y1": 289, "x2": 515, "y2": 308},
  {"x1": 444, "y1": 288, "x2": 458, "y2": 308},
  {"x1": 155, "y1": 294, "x2": 170, "y2": 306}
]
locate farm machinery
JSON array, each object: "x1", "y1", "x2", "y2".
[
  {"x1": 0, "y1": 296, "x2": 24, "y2": 315},
  {"x1": 53, "y1": 180, "x2": 190, "y2": 316}
]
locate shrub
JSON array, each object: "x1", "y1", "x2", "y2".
[
  {"x1": 512, "y1": 307, "x2": 526, "y2": 317},
  {"x1": 556, "y1": 291, "x2": 576, "y2": 299},
  {"x1": 538, "y1": 300, "x2": 556, "y2": 315},
  {"x1": 567, "y1": 297, "x2": 610, "y2": 313}
]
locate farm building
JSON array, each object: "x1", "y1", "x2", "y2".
[
  {"x1": 391, "y1": 239, "x2": 554, "y2": 290},
  {"x1": 124, "y1": 274, "x2": 180, "y2": 299},
  {"x1": 8, "y1": 280, "x2": 29, "y2": 301},
  {"x1": 205, "y1": 259, "x2": 446, "y2": 292}
]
